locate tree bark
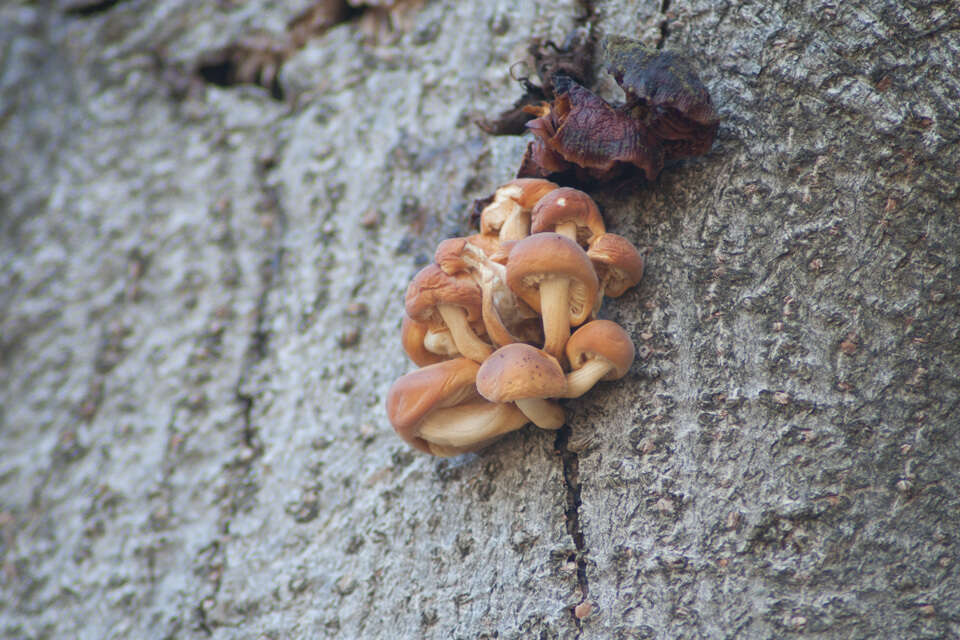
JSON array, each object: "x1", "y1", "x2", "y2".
[{"x1": 1, "y1": 1, "x2": 958, "y2": 638}]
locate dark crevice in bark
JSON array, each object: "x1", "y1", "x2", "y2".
[
  {"x1": 236, "y1": 390, "x2": 258, "y2": 451},
  {"x1": 195, "y1": 44, "x2": 289, "y2": 101},
  {"x1": 656, "y1": 0, "x2": 671, "y2": 49},
  {"x1": 555, "y1": 424, "x2": 589, "y2": 632},
  {"x1": 63, "y1": 0, "x2": 125, "y2": 16},
  {"x1": 574, "y1": 0, "x2": 599, "y2": 55},
  {"x1": 193, "y1": 539, "x2": 224, "y2": 637},
  {"x1": 195, "y1": 603, "x2": 213, "y2": 637},
  {"x1": 234, "y1": 154, "x2": 286, "y2": 458}
]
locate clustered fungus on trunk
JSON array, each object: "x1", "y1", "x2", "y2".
[
  {"x1": 387, "y1": 35, "x2": 718, "y2": 456},
  {"x1": 388, "y1": 182, "x2": 643, "y2": 456}
]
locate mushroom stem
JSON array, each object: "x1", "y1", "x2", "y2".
[
  {"x1": 563, "y1": 359, "x2": 613, "y2": 397},
  {"x1": 515, "y1": 398, "x2": 566, "y2": 429},
  {"x1": 481, "y1": 278, "x2": 517, "y2": 348},
  {"x1": 500, "y1": 205, "x2": 530, "y2": 242},
  {"x1": 438, "y1": 303, "x2": 493, "y2": 362},
  {"x1": 555, "y1": 221, "x2": 579, "y2": 243},
  {"x1": 539, "y1": 277, "x2": 571, "y2": 359},
  {"x1": 418, "y1": 401, "x2": 530, "y2": 449}
]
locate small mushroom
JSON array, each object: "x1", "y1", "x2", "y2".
[
  {"x1": 405, "y1": 264, "x2": 493, "y2": 363},
  {"x1": 401, "y1": 314, "x2": 451, "y2": 366},
  {"x1": 530, "y1": 187, "x2": 606, "y2": 246},
  {"x1": 387, "y1": 358, "x2": 530, "y2": 456},
  {"x1": 479, "y1": 178, "x2": 560, "y2": 242},
  {"x1": 476, "y1": 344, "x2": 567, "y2": 429},
  {"x1": 506, "y1": 233, "x2": 599, "y2": 359},
  {"x1": 587, "y1": 233, "x2": 646, "y2": 308},
  {"x1": 562, "y1": 320, "x2": 635, "y2": 398}
]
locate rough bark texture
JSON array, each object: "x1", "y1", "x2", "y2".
[{"x1": 2, "y1": 1, "x2": 958, "y2": 639}]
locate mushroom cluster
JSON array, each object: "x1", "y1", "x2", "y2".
[{"x1": 388, "y1": 180, "x2": 644, "y2": 456}]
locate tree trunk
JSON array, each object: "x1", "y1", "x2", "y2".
[{"x1": 2, "y1": 1, "x2": 958, "y2": 638}]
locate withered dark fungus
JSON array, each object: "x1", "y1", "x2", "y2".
[
  {"x1": 518, "y1": 79, "x2": 665, "y2": 182},
  {"x1": 528, "y1": 31, "x2": 596, "y2": 100},
  {"x1": 603, "y1": 35, "x2": 720, "y2": 160},
  {"x1": 481, "y1": 33, "x2": 718, "y2": 184}
]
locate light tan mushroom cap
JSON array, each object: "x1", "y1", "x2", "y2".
[
  {"x1": 405, "y1": 264, "x2": 483, "y2": 323},
  {"x1": 479, "y1": 178, "x2": 559, "y2": 236},
  {"x1": 386, "y1": 358, "x2": 481, "y2": 454},
  {"x1": 530, "y1": 187, "x2": 606, "y2": 245},
  {"x1": 510, "y1": 178, "x2": 561, "y2": 207},
  {"x1": 587, "y1": 233, "x2": 645, "y2": 296},
  {"x1": 566, "y1": 320, "x2": 636, "y2": 380},
  {"x1": 476, "y1": 343, "x2": 567, "y2": 403},
  {"x1": 506, "y1": 232, "x2": 599, "y2": 327}
]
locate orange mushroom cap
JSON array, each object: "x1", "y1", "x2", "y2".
[
  {"x1": 387, "y1": 358, "x2": 482, "y2": 454},
  {"x1": 566, "y1": 320, "x2": 635, "y2": 380},
  {"x1": 387, "y1": 358, "x2": 530, "y2": 456},
  {"x1": 476, "y1": 343, "x2": 568, "y2": 403},
  {"x1": 405, "y1": 263, "x2": 483, "y2": 324},
  {"x1": 587, "y1": 233, "x2": 645, "y2": 297},
  {"x1": 476, "y1": 343, "x2": 568, "y2": 429}
]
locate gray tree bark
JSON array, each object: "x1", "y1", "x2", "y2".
[{"x1": 2, "y1": 1, "x2": 958, "y2": 638}]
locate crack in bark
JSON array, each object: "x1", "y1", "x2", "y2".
[
  {"x1": 234, "y1": 153, "x2": 287, "y2": 458},
  {"x1": 195, "y1": 602, "x2": 213, "y2": 637},
  {"x1": 574, "y1": 0, "x2": 597, "y2": 28},
  {"x1": 656, "y1": 0, "x2": 671, "y2": 49},
  {"x1": 63, "y1": 0, "x2": 125, "y2": 16},
  {"x1": 554, "y1": 424, "x2": 589, "y2": 632}
]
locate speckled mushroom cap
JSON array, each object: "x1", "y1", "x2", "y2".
[
  {"x1": 530, "y1": 187, "x2": 606, "y2": 245},
  {"x1": 476, "y1": 343, "x2": 567, "y2": 403},
  {"x1": 506, "y1": 232, "x2": 599, "y2": 327},
  {"x1": 587, "y1": 233, "x2": 645, "y2": 296},
  {"x1": 565, "y1": 320, "x2": 636, "y2": 380},
  {"x1": 386, "y1": 358, "x2": 481, "y2": 454},
  {"x1": 405, "y1": 263, "x2": 483, "y2": 324}
]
